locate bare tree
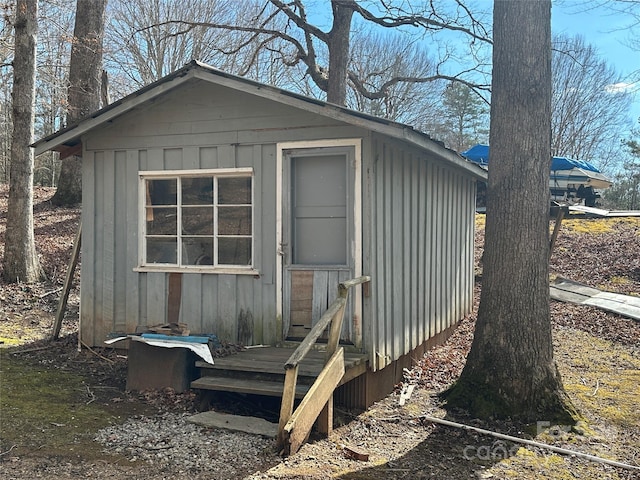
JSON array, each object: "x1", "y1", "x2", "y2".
[
  {"x1": 3, "y1": 0, "x2": 44, "y2": 282},
  {"x1": 445, "y1": 0, "x2": 577, "y2": 423},
  {"x1": 552, "y1": 34, "x2": 631, "y2": 170},
  {"x1": 50, "y1": 0, "x2": 106, "y2": 206},
  {"x1": 105, "y1": 0, "x2": 269, "y2": 96},
  {"x1": 143, "y1": 0, "x2": 492, "y2": 106},
  {"x1": 34, "y1": 0, "x2": 75, "y2": 187},
  {"x1": 1, "y1": 2, "x2": 15, "y2": 183},
  {"x1": 346, "y1": 31, "x2": 445, "y2": 127}
]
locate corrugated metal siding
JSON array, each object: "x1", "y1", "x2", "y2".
[
  {"x1": 79, "y1": 81, "x2": 365, "y2": 347},
  {"x1": 367, "y1": 135, "x2": 476, "y2": 370}
]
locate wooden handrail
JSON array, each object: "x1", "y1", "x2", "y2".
[
  {"x1": 284, "y1": 275, "x2": 371, "y2": 369},
  {"x1": 339, "y1": 275, "x2": 371, "y2": 289},
  {"x1": 284, "y1": 296, "x2": 347, "y2": 369},
  {"x1": 278, "y1": 275, "x2": 370, "y2": 455}
]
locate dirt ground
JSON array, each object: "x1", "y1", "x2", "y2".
[{"x1": 1, "y1": 185, "x2": 640, "y2": 479}]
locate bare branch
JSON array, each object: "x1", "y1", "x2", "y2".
[
  {"x1": 341, "y1": 0, "x2": 492, "y2": 45},
  {"x1": 348, "y1": 70, "x2": 490, "y2": 102},
  {"x1": 269, "y1": 0, "x2": 329, "y2": 43}
]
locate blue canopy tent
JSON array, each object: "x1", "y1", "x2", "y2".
[{"x1": 460, "y1": 144, "x2": 612, "y2": 206}]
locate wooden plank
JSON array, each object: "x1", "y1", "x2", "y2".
[
  {"x1": 199, "y1": 146, "x2": 218, "y2": 169},
  {"x1": 125, "y1": 150, "x2": 141, "y2": 334},
  {"x1": 549, "y1": 206, "x2": 566, "y2": 253},
  {"x1": 146, "y1": 272, "x2": 167, "y2": 325},
  {"x1": 391, "y1": 150, "x2": 403, "y2": 360},
  {"x1": 167, "y1": 273, "x2": 183, "y2": 324},
  {"x1": 163, "y1": 147, "x2": 182, "y2": 170},
  {"x1": 584, "y1": 297, "x2": 640, "y2": 319},
  {"x1": 52, "y1": 223, "x2": 82, "y2": 339},
  {"x1": 217, "y1": 274, "x2": 237, "y2": 342},
  {"x1": 283, "y1": 348, "x2": 345, "y2": 455},
  {"x1": 410, "y1": 157, "x2": 420, "y2": 350},
  {"x1": 290, "y1": 270, "x2": 313, "y2": 328},
  {"x1": 192, "y1": 374, "x2": 309, "y2": 398},
  {"x1": 316, "y1": 394, "x2": 333, "y2": 436},
  {"x1": 287, "y1": 326, "x2": 311, "y2": 338},
  {"x1": 201, "y1": 274, "x2": 218, "y2": 333},
  {"x1": 403, "y1": 152, "x2": 411, "y2": 355},
  {"x1": 182, "y1": 146, "x2": 199, "y2": 170},
  {"x1": 285, "y1": 296, "x2": 347, "y2": 368},
  {"x1": 417, "y1": 160, "x2": 427, "y2": 346},
  {"x1": 99, "y1": 151, "x2": 116, "y2": 343},
  {"x1": 312, "y1": 271, "x2": 329, "y2": 327},
  {"x1": 218, "y1": 144, "x2": 235, "y2": 169},
  {"x1": 113, "y1": 150, "x2": 128, "y2": 334},
  {"x1": 196, "y1": 347, "x2": 366, "y2": 370},
  {"x1": 426, "y1": 161, "x2": 436, "y2": 340},
  {"x1": 595, "y1": 292, "x2": 640, "y2": 308},
  {"x1": 550, "y1": 278, "x2": 640, "y2": 321},
  {"x1": 277, "y1": 366, "x2": 299, "y2": 447},
  {"x1": 180, "y1": 273, "x2": 202, "y2": 331},
  {"x1": 80, "y1": 153, "x2": 96, "y2": 345},
  {"x1": 326, "y1": 301, "x2": 346, "y2": 359},
  {"x1": 338, "y1": 270, "x2": 352, "y2": 344}
]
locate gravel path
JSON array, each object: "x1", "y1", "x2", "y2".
[{"x1": 94, "y1": 412, "x2": 275, "y2": 479}]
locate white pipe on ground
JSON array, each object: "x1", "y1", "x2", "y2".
[{"x1": 421, "y1": 415, "x2": 640, "y2": 472}]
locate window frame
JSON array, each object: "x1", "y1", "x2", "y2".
[{"x1": 135, "y1": 167, "x2": 258, "y2": 275}]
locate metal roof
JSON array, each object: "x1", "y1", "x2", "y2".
[{"x1": 33, "y1": 60, "x2": 486, "y2": 180}]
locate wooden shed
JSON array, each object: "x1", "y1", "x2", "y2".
[{"x1": 34, "y1": 61, "x2": 486, "y2": 411}]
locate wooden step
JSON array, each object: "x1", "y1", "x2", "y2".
[
  {"x1": 196, "y1": 360, "x2": 320, "y2": 381},
  {"x1": 191, "y1": 375, "x2": 310, "y2": 398}
]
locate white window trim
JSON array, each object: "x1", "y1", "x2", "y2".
[
  {"x1": 275, "y1": 138, "x2": 363, "y2": 343},
  {"x1": 135, "y1": 167, "x2": 258, "y2": 275}
]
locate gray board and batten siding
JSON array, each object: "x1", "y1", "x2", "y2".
[
  {"x1": 80, "y1": 80, "x2": 366, "y2": 348},
  {"x1": 33, "y1": 61, "x2": 485, "y2": 372},
  {"x1": 366, "y1": 134, "x2": 477, "y2": 370}
]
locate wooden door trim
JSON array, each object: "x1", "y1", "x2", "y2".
[{"x1": 276, "y1": 139, "x2": 362, "y2": 345}]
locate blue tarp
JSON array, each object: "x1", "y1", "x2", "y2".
[{"x1": 461, "y1": 144, "x2": 602, "y2": 173}]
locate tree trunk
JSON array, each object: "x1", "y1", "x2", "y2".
[
  {"x1": 445, "y1": 0, "x2": 577, "y2": 423},
  {"x1": 51, "y1": 0, "x2": 106, "y2": 206},
  {"x1": 3, "y1": 0, "x2": 44, "y2": 283},
  {"x1": 326, "y1": 0, "x2": 354, "y2": 105}
]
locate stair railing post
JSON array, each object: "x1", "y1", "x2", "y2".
[
  {"x1": 326, "y1": 283, "x2": 348, "y2": 361},
  {"x1": 277, "y1": 365, "x2": 299, "y2": 449}
]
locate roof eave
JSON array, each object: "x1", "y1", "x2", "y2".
[
  {"x1": 33, "y1": 61, "x2": 487, "y2": 180},
  {"x1": 33, "y1": 65, "x2": 198, "y2": 156}
]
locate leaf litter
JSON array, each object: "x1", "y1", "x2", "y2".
[{"x1": 1, "y1": 186, "x2": 639, "y2": 479}]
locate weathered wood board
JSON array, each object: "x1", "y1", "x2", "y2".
[{"x1": 550, "y1": 277, "x2": 640, "y2": 321}]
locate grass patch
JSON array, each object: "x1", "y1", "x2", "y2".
[
  {"x1": 0, "y1": 351, "x2": 132, "y2": 460},
  {"x1": 483, "y1": 328, "x2": 639, "y2": 478},
  {"x1": 561, "y1": 217, "x2": 640, "y2": 235}
]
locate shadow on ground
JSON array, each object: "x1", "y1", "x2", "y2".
[{"x1": 338, "y1": 418, "x2": 517, "y2": 480}]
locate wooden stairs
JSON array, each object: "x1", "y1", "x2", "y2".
[
  {"x1": 191, "y1": 346, "x2": 367, "y2": 399},
  {"x1": 193, "y1": 275, "x2": 371, "y2": 456}
]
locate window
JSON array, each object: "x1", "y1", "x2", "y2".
[{"x1": 140, "y1": 169, "x2": 253, "y2": 271}]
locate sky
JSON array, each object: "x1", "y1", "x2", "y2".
[{"x1": 551, "y1": 1, "x2": 640, "y2": 128}]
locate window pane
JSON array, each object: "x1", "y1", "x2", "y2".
[
  {"x1": 147, "y1": 207, "x2": 177, "y2": 235},
  {"x1": 182, "y1": 206, "x2": 213, "y2": 235},
  {"x1": 147, "y1": 179, "x2": 176, "y2": 205},
  {"x1": 218, "y1": 177, "x2": 251, "y2": 204},
  {"x1": 182, "y1": 177, "x2": 214, "y2": 205},
  {"x1": 218, "y1": 237, "x2": 251, "y2": 265},
  {"x1": 182, "y1": 238, "x2": 214, "y2": 265},
  {"x1": 218, "y1": 206, "x2": 252, "y2": 235},
  {"x1": 146, "y1": 237, "x2": 177, "y2": 263}
]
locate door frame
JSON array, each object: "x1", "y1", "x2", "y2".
[{"x1": 276, "y1": 139, "x2": 363, "y2": 347}]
